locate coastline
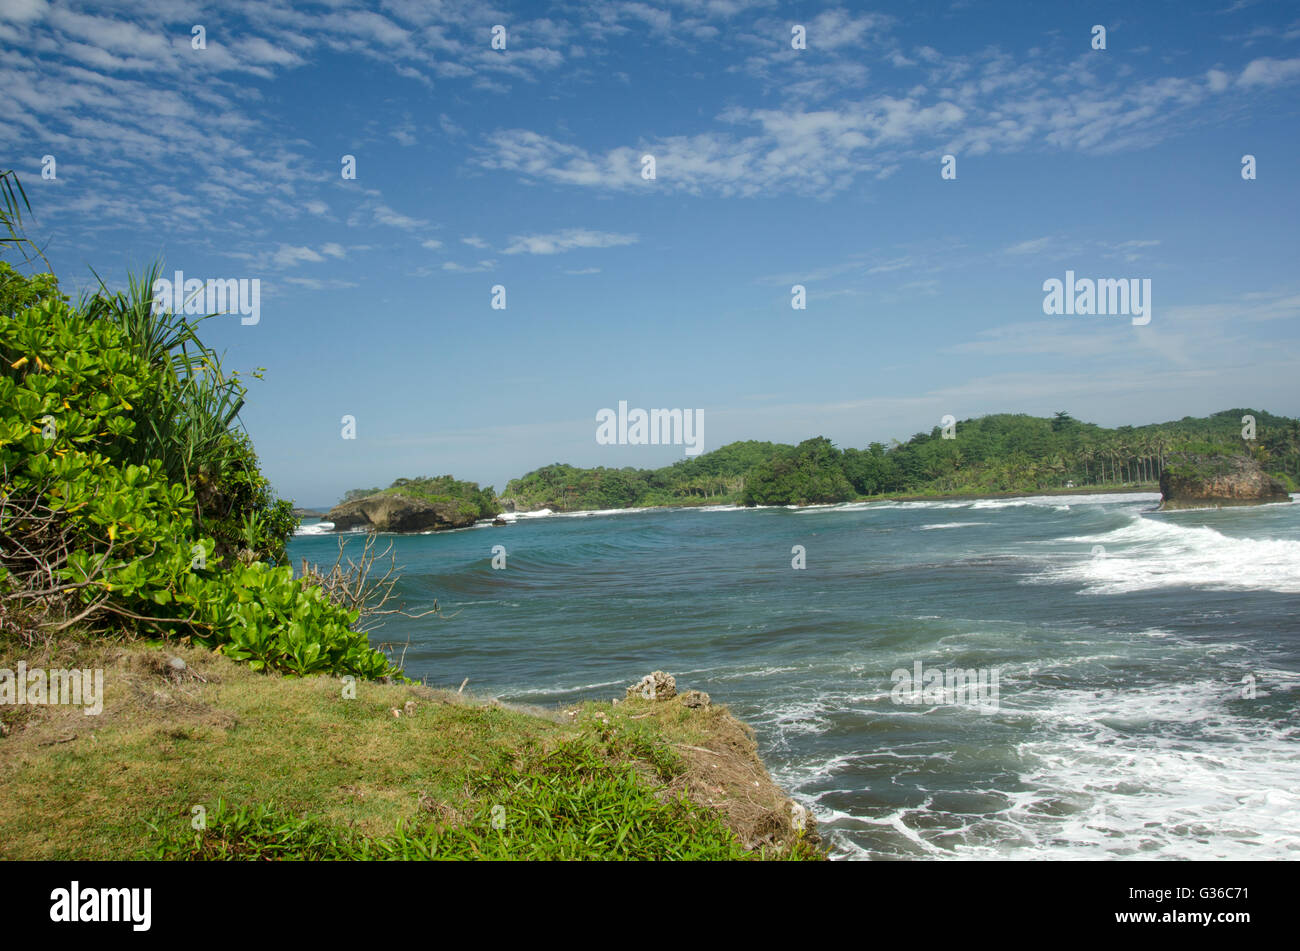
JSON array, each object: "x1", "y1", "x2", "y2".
[
  {"x1": 872, "y1": 483, "x2": 1162, "y2": 503},
  {"x1": 294, "y1": 485, "x2": 1166, "y2": 535},
  {"x1": 492, "y1": 484, "x2": 1164, "y2": 520}
]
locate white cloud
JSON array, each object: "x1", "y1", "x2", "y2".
[
  {"x1": 0, "y1": 0, "x2": 47, "y2": 24},
  {"x1": 272, "y1": 244, "x2": 325, "y2": 268},
  {"x1": 1237, "y1": 57, "x2": 1300, "y2": 87},
  {"x1": 284, "y1": 276, "x2": 359, "y2": 290},
  {"x1": 479, "y1": 96, "x2": 967, "y2": 198},
  {"x1": 503, "y1": 229, "x2": 638, "y2": 255},
  {"x1": 442, "y1": 260, "x2": 496, "y2": 272},
  {"x1": 371, "y1": 203, "x2": 426, "y2": 230},
  {"x1": 1004, "y1": 237, "x2": 1052, "y2": 255}
]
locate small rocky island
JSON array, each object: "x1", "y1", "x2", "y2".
[
  {"x1": 324, "y1": 476, "x2": 501, "y2": 533},
  {"x1": 325, "y1": 494, "x2": 482, "y2": 532},
  {"x1": 1159, "y1": 453, "x2": 1292, "y2": 510}
]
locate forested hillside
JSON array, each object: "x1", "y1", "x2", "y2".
[{"x1": 499, "y1": 410, "x2": 1299, "y2": 510}]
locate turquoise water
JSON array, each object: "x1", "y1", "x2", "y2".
[{"x1": 289, "y1": 493, "x2": 1300, "y2": 860}]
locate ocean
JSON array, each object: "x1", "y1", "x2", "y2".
[{"x1": 289, "y1": 492, "x2": 1300, "y2": 860}]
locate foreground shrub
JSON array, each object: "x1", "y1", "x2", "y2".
[
  {"x1": 81, "y1": 263, "x2": 294, "y2": 566},
  {"x1": 0, "y1": 292, "x2": 396, "y2": 679}
]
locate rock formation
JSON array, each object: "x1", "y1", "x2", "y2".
[
  {"x1": 325, "y1": 493, "x2": 480, "y2": 532},
  {"x1": 626, "y1": 670, "x2": 677, "y2": 701},
  {"x1": 1159, "y1": 453, "x2": 1291, "y2": 510},
  {"x1": 678, "y1": 689, "x2": 711, "y2": 709}
]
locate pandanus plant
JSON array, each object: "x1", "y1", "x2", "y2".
[{"x1": 79, "y1": 262, "x2": 250, "y2": 530}]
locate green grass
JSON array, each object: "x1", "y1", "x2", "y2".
[
  {"x1": 0, "y1": 638, "x2": 821, "y2": 861},
  {"x1": 146, "y1": 740, "x2": 759, "y2": 860}
]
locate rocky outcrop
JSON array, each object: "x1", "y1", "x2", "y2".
[
  {"x1": 324, "y1": 494, "x2": 479, "y2": 532},
  {"x1": 615, "y1": 672, "x2": 819, "y2": 854},
  {"x1": 1159, "y1": 453, "x2": 1292, "y2": 510},
  {"x1": 626, "y1": 670, "x2": 677, "y2": 701},
  {"x1": 678, "y1": 689, "x2": 711, "y2": 709}
]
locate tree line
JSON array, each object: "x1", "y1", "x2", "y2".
[{"x1": 494, "y1": 410, "x2": 1299, "y2": 509}]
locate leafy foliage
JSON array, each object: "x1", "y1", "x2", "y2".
[
  {"x1": 0, "y1": 176, "x2": 396, "y2": 679},
  {"x1": 502, "y1": 411, "x2": 1299, "y2": 509},
  {"x1": 342, "y1": 474, "x2": 500, "y2": 521},
  {"x1": 743, "y1": 437, "x2": 855, "y2": 505},
  {"x1": 0, "y1": 294, "x2": 395, "y2": 677},
  {"x1": 503, "y1": 441, "x2": 785, "y2": 510},
  {"x1": 76, "y1": 262, "x2": 292, "y2": 565}
]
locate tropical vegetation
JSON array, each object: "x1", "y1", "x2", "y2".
[
  {"x1": 500, "y1": 410, "x2": 1299, "y2": 509},
  {"x1": 341, "y1": 474, "x2": 500, "y2": 521},
  {"x1": 0, "y1": 170, "x2": 396, "y2": 679}
]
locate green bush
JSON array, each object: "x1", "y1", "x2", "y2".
[
  {"x1": 1, "y1": 284, "x2": 396, "y2": 680},
  {"x1": 0, "y1": 261, "x2": 62, "y2": 317},
  {"x1": 77, "y1": 263, "x2": 293, "y2": 566},
  {"x1": 743, "y1": 437, "x2": 855, "y2": 506},
  {"x1": 198, "y1": 430, "x2": 297, "y2": 566}
]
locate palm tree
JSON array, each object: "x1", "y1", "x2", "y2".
[
  {"x1": 1077, "y1": 440, "x2": 1095, "y2": 484},
  {"x1": 1157, "y1": 433, "x2": 1172, "y2": 479},
  {"x1": 1046, "y1": 453, "x2": 1067, "y2": 486}
]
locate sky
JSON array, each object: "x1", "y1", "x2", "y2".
[{"x1": 2, "y1": 0, "x2": 1298, "y2": 507}]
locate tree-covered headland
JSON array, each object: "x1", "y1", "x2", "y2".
[{"x1": 498, "y1": 410, "x2": 1298, "y2": 510}]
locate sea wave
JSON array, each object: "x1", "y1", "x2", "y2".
[
  {"x1": 501, "y1": 505, "x2": 659, "y2": 520},
  {"x1": 800, "y1": 492, "x2": 1158, "y2": 514},
  {"x1": 766, "y1": 658, "x2": 1300, "y2": 860},
  {"x1": 1038, "y1": 513, "x2": 1300, "y2": 594},
  {"x1": 968, "y1": 492, "x2": 1157, "y2": 510},
  {"x1": 986, "y1": 675, "x2": 1300, "y2": 859}
]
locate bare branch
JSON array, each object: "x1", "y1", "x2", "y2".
[{"x1": 299, "y1": 532, "x2": 440, "y2": 634}]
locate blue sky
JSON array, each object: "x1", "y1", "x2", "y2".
[{"x1": 3, "y1": 0, "x2": 1299, "y2": 506}]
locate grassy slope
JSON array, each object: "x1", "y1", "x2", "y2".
[{"x1": 0, "y1": 637, "x2": 818, "y2": 860}]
